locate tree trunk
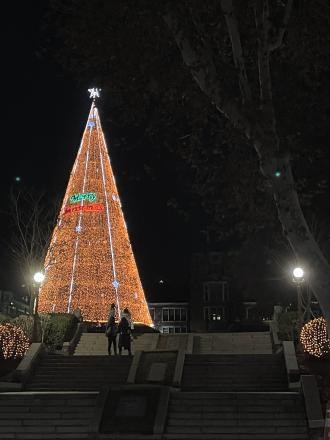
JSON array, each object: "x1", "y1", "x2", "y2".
[
  {"x1": 256, "y1": 144, "x2": 330, "y2": 335},
  {"x1": 163, "y1": 6, "x2": 330, "y2": 337}
]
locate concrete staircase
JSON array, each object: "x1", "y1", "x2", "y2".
[
  {"x1": 182, "y1": 353, "x2": 288, "y2": 391},
  {"x1": 0, "y1": 392, "x2": 97, "y2": 439},
  {"x1": 25, "y1": 354, "x2": 132, "y2": 391},
  {"x1": 157, "y1": 334, "x2": 189, "y2": 350},
  {"x1": 193, "y1": 332, "x2": 273, "y2": 354},
  {"x1": 6, "y1": 331, "x2": 314, "y2": 439},
  {"x1": 165, "y1": 391, "x2": 309, "y2": 439},
  {"x1": 74, "y1": 332, "x2": 158, "y2": 355}
]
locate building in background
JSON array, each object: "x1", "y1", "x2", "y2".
[
  {"x1": 148, "y1": 302, "x2": 189, "y2": 333},
  {"x1": 0, "y1": 290, "x2": 14, "y2": 316},
  {"x1": 0, "y1": 289, "x2": 30, "y2": 317},
  {"x1": 190, "y1": 252, "x2": 230, "y2": 332}
]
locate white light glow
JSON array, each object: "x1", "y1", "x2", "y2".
[
  {"x1": 293, "y1": 267, "x2": 304, "y2": 279},
  {"x1": 34, "y1": 272, "x2": 45, "y2": 283},
  {"x1": 88, "y1": 88, "x2": 101, "y2": 99}
]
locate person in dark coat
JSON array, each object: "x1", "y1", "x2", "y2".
[
  {"x1": 117, "y1": 316, "x2": 132, "y2": 356},
  {"x1": 105, "y1": 304, "x2": 117, "y2": 355},
  {"x1": 122, "y1": 307, "x2": 133, "y2": 330}
]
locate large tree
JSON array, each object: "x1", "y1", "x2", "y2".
[{"x1": 44, "y1": 0, "x2": 330, "y2": 327}]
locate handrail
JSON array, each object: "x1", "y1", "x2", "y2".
[{"x1": 62, "y1": 322, "x2": 85, "y2": 355}]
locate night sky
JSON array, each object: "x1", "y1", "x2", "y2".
[{"x1": 1, "y1": 1, "x2": 192, "y2": 301}]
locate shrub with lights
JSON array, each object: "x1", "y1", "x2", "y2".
[
  {"x1": 300, "y1": 317, "x2": 330, "y2": 359},
  {"x1": 0, "y1": 323, "x2": 30, "y2": 360}
]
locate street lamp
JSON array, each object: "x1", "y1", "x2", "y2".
[
  {"x1": 292, "y1": 266, "x2": 310, "y2": 331},
  {"x1": 293, "y1": 267, "x2": 304, "y2": 282},
  {"x1": 33, "y1": 272, "x2": 45, "y2": 284},
  {"x1": 32, "y1": 272, "x2": 45, "y2": 342}
]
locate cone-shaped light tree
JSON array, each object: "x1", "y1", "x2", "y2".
[{"x1": 38, "y1": 89, "x2": 152, "y2": 324}]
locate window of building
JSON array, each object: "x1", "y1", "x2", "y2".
[
  {"x1": 162, "y1": 326, "x2": 187, "y2": 334},
  {"x1": 181, "y1": 308, "x2": 187, "y2": 321},
  {"x1": 203, "y1": 281, "x2": 229, "y2": 302},
  {"x1": 162, "y1": 307, "x2": 187, "y2": 322},
  {"x1": 203, "y1": 306, "x2": 225, "y2": 321},
  {"x1": 162, "y1": 308, "x2": 169, "y2": 321},
  {"x1": 149, "y1": 308, "x2": 155, "y2": 321},
  {"x1": 210, "y1": 306, "x2": 224, "y2": 321},
  {"x1": 162, "y1": 326, "x2": 175, "y2": 333}
]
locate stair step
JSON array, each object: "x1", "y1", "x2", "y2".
[
  {"x1": 166, "y1": 391, "x2": 308, "y2": 438},
  {"x1": 165, "y1": 426, "x2": 308, "y2": 434},
  {"x1": 26, "y1": 353, "x2": 132, "y2": 391},
  {"x1": 168, "y1": 412, "x2": 305, "y2": 419}
]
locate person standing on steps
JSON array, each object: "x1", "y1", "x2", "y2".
[
  {"x1": 105, "y1": 303, "x2": 117, "y2": 355},
  {"x1": 122, "y1": 307, "x2": 135, "y2": 333},
  {"x1": 117, "y1": 314, "x2": 132, "y2": 356},
  {"x1": 122, "y1": 306, "x2": 134, "y2": 350}
]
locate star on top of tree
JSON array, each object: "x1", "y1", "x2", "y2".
[{"x1": 88, "y1": 88, "x2": 101, "y2": 99}]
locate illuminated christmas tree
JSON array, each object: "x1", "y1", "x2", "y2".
[{"x1": 38, "y1": 89, "x2": 152, "y2": 325}]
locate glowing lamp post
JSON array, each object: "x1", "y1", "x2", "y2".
[
  {"x1": 292, "y1": 266, "x2": 310, "y2": 331},
  {"x1": 293, "y1": 267, "x2": 304, "y2": 282},
  {"x1": 32, "y1": 272, "x2": 45, "y2": 342},
  {"x1": 33, "y1": 272, "x2": 45, "y2": 284}
]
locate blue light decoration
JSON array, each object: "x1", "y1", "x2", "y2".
[
  {"x1": 275, "y1": 170, "x2": 281, "y2": 177},
  {"x1": 75, "y1": 225, "x2": 82, "y2": 233},
  {"x1": 87, "y1": 121, "x2": 95, "y2": 128},
  {"x1": 15, "y1": 176, "x2": 21, "y2": 182},
  {"x1": 112, "y1": 280, "x2": 119, "y2": 289}
]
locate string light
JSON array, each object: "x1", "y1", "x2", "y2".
[
  {"x1": 300, "y1": 317, "x2": 329, "y2": 358},
  {"x1": 38, "y1": 102, "x2": 152, "y2": 325},
  {"x1": 0, "y1": 323, "x2": 30, "y2": 360}
]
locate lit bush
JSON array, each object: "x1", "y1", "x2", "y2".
[
  {"x1": 0, "y1": 323, "x2": 30, "y2": 360},
  {"x1": 300, "y1": 317, "x2": 330, "y2": 358}
]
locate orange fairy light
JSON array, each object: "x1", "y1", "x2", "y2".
[
  {"x1": 38, "y1": 89, "x2": 152, "y2": 325},
  {"x1": 0, "y1": 324, "x2": 30, "y2": 360},
  {"x1": 300, "y1": 317, "x2": 329, "y2": 358}
]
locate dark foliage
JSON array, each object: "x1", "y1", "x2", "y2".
[{"x1": 43, "y1": 1, "x2": 330, "y2": 245}]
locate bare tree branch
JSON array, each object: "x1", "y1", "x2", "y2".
[
  {"x1": 5, "y1": 190, "x2": 59, "y2": 307},
  {"x1": 164, "y1": 4, "x2": 256, "y2": 139},
  {"x1": 254, "y1": 0, "x2": 277, "y2": 140},
  {"x1": 220, "y1": 0, "x2": 252, "y2": 103},
  {"x1": 269, "y1": 0, "x2": 294, "y2": 51}
]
